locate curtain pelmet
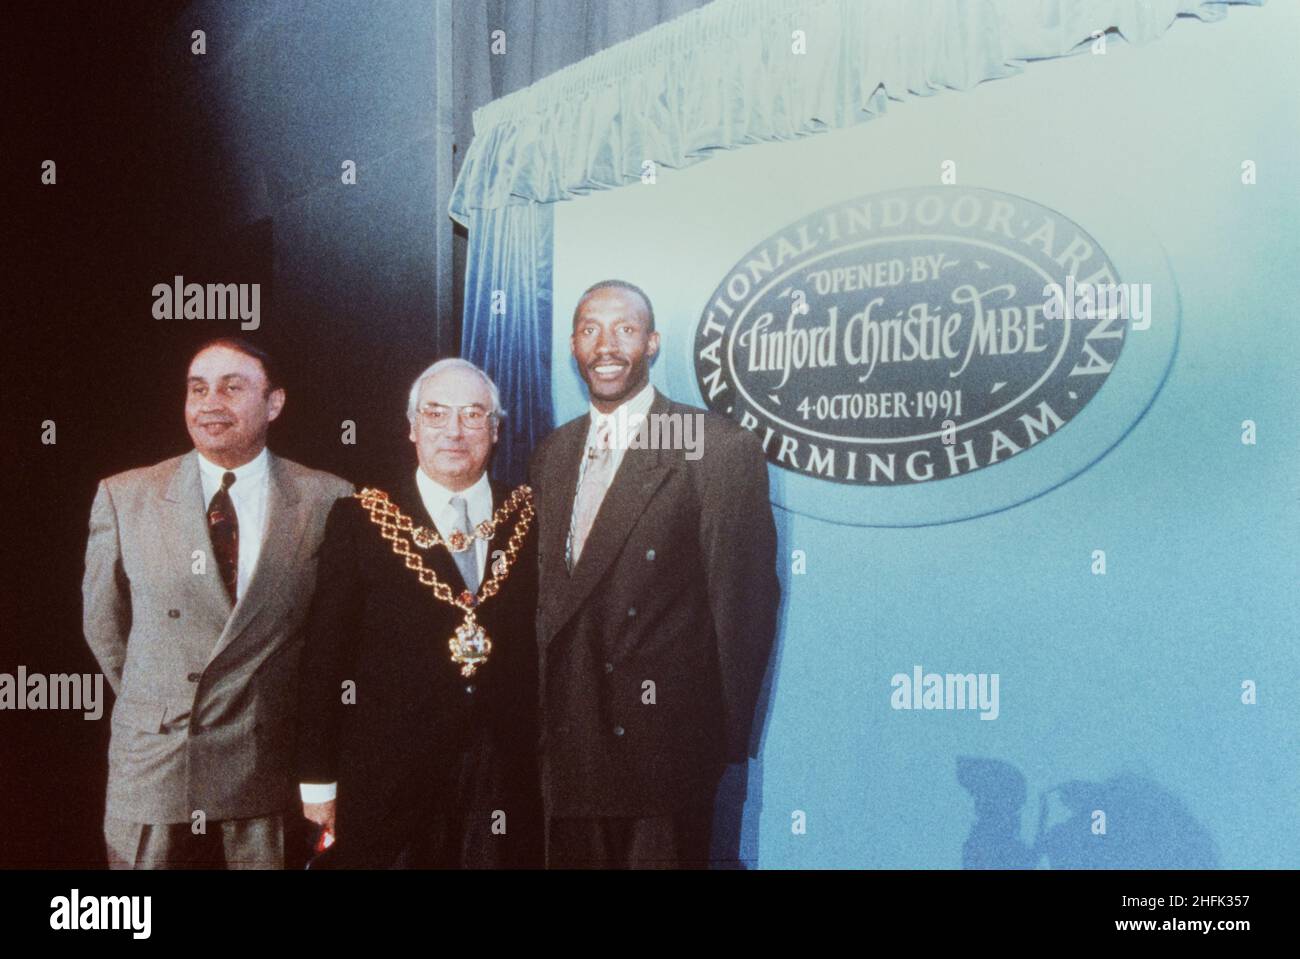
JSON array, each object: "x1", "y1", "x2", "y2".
[{"x1": 449, "y1": 0, "x2": 1264, "y2": 224}]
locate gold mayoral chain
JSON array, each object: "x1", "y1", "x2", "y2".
[{"x1": 354, "y1": 485, "x2": 535, "y2": 677}]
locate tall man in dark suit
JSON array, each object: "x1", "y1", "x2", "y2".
[
  {"x1": 529, "y1": 280, "x2": 780, "y2": 868},
  {"x1": 298, "y1": 358, "x2": 541, "y2": 868},
  {"x1": 82, "y1": 338, "x2": 352, "y2": 869}
]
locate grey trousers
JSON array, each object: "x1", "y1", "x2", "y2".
[{"x1": 105, "y1": 812, "x2": 285, "y2": 869}]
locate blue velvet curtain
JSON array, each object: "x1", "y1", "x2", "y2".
[{"x1": 461, "y1": 202, "x2": 554, "y2": 487}]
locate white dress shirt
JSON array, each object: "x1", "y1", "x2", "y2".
[
  {"x1": 565, "y1": 381, "x2": 658, "y2": 569},
  {"x1": 197, "y1": 447, "x2": 270, "y2": 604},
  {"x1": 299, "y1": 468, "x2": 494, "y2": 805},
  {"x1": 414, "y1": 467, "x2": 493, "y2": 586},
  {"x1": 581, "y1": 380, "x2": 657, "y2": 482}
]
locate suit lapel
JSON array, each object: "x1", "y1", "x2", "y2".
[
  {"x1": 538, "y1": 419, "x2": 587, "y2": 600},
  {"x1": 540, "y1": 394, "x2": 675, "y2": 645},
  {"x1": 477, "y1": 478, "x2": 524, "y2": 639},
  {"x1": 209, "y1": 452, "x2": 303, "y2": 663},
  {"x1": 161, "y1": 451, "x2": 233, "y2": 632}
]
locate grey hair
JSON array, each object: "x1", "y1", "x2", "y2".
[{"x1": 405, "y1": 357, "x2": 506, "y2": 424}]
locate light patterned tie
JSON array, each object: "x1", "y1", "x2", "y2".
[
  {"x1": 449, "y1": 495, "x2": 481, "y2": 593},
  {"x1": 568, "y1": 418, "x2": 614, "y2": 569}
]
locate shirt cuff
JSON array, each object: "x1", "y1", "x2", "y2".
[{"x1": 299, "y1": 782, "x2": 337, "y2": 803}]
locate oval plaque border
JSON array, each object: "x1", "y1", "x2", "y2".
[{"x1": 686, "y1": 190, "x2": 1180, "y2": 527}]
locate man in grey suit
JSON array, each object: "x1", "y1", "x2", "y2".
[
  {"x1": 529, "y1": 280, "x2": 780, "y2": 868},
  {"x1": 82, "y1": 337, "x2": 351, "y2": 869}
]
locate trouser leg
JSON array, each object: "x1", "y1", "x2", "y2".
[
  {"x1": 219, "y1": 813, "x2": 286, "y2": 870},
  {"x1": 104, "y1": 817, "x2": 215, "y2": 869}
]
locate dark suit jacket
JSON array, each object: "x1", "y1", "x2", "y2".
[
  {"x1": 296, "y1": 475, "x2": 540, "y2": 867},
  {"x1": 529, "y1": 391, "x2": 780, "y2": 819}
]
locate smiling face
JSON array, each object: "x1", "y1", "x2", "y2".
[
  {"x1": 408, "y1": 365, "x2": 499, "y2": 492},
  {"x1": 185, "y1": 345, "x2": 284, "y2": 468},
  {"x1": 571, "y1": 287, "x2": 660, "y2": 413}
]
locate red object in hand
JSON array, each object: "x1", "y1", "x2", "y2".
[{"x1": 315, "y1": 829, "x2": 336, "y2": 854}]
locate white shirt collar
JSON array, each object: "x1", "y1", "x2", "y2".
[
  {"x1": 197, "y1": 447, "x2": 269, "y2": 486},
  {"x1": 415, "y1": 467, "x2": 492, "y2": 521},
  {"x1": 587, "y1": 381, "x2": 656, "y2": 432}
]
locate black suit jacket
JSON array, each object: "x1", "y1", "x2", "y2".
[
  {"x1": 296, "y1": 475, "x2": 540, "y2": 867},
  {"x1": 528, "y1": 391, "x2": 780, "y2": 819}
]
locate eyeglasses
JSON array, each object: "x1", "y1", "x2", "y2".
[{"x1": 417, "y1": 403, "x2": 493, "y2": 431}]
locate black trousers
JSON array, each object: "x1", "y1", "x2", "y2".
[
  {"x1": 386, "y1": 727, "x2": 542, "y2": 869},
  {"x1": 545, "y1": 788, "x2": 720, "y2": 869}
]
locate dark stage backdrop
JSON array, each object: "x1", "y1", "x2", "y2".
[{"x1": 6, "y1": 2, "x2": 450, "y2": 866}]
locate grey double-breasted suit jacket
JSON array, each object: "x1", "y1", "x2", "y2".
[{"x1": 82, "y1": 449, "x2": 351, "y2": 824}]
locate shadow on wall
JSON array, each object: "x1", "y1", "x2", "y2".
[{"x1": 957, "y1": 756, "x2": 1220, "y2": 869}]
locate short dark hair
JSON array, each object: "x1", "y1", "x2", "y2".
[
  {"x1": 573, "y1": 279, "x2": 655, "y2": 333},
  {"x1": 190, "y1": 337, "x2": 281, "y2": 391}
]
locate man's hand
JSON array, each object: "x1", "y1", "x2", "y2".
[{"x1": 302, "y1": 799, "x2": 336, "y2": 836}]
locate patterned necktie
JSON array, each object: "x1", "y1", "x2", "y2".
[
  {"x1": 568, "y1": 417, "x2": 614, "y2": 570},
  {"x1": 449, "y1": 495, "x2": 481, "y2": 594},
  {"x1": 207, "y1": 470, "x2": 239, "y2": 603}
]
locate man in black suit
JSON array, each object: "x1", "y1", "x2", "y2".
[
  {"x1": 297, "y1": 358, "x2": 541, "y2": 868},
  {"x1": 529, "y1": 279, "x2": 780, "y2": 868}
]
